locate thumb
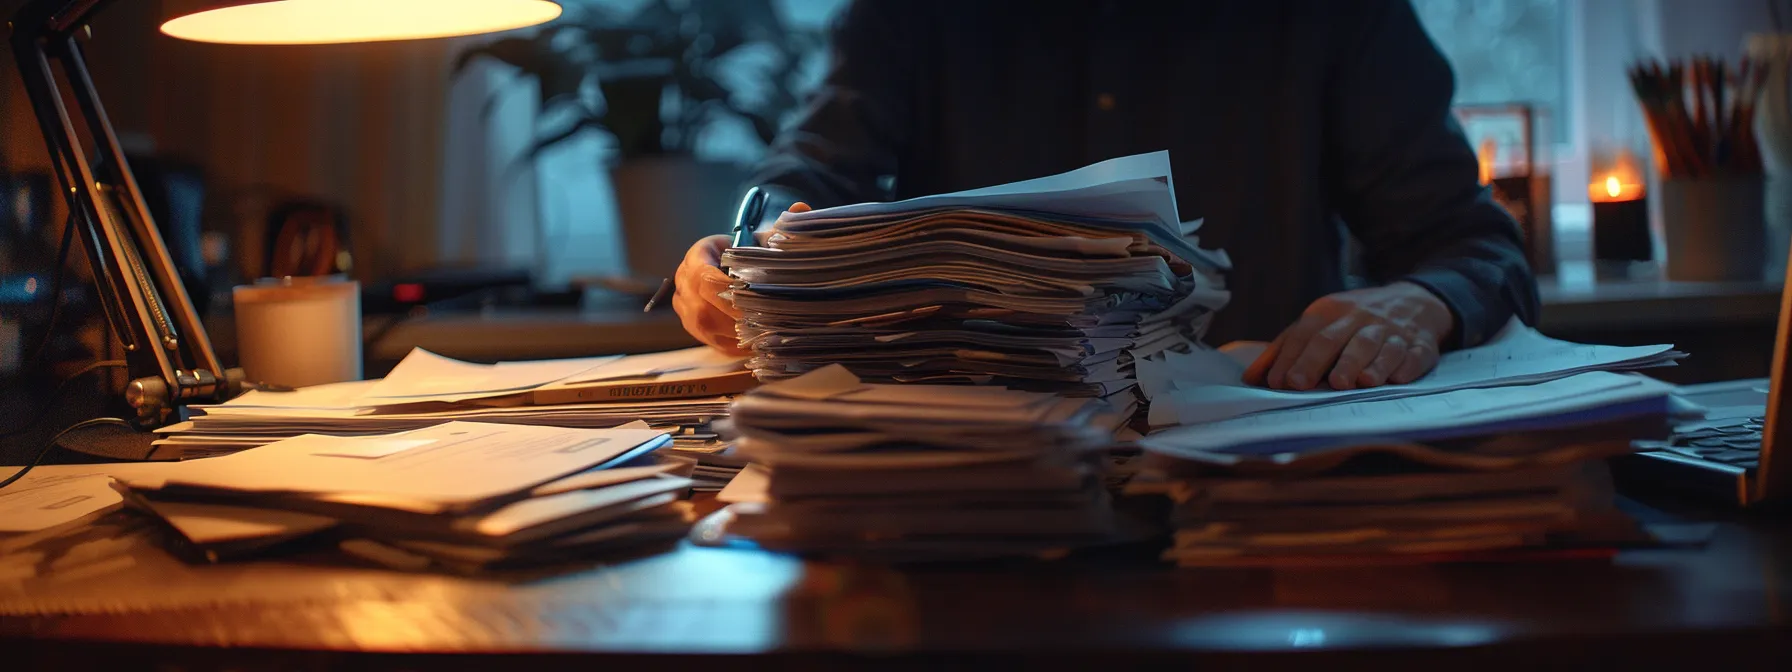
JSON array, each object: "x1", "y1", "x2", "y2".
[{"x1": 788, "y1": 201, "x2": 812, "y2": 213}]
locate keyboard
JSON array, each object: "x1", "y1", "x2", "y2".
[{"x1": 1653, "y1": 416, "x2": 1764, "y2": 469}]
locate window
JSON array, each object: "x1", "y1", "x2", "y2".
[{"x1": 1414, "y1": 0, "x2": 1570, "y2": 144}]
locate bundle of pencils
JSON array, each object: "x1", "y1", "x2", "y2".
[{"x1": 1628, "y1": 57, "x2": 1771, "y2": 178}]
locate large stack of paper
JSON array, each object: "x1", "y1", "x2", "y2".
[
  {"x1": 707, "y1": 365, "x2": 1132, "y2": 559},
  {"x1": 1131, "y1": 324, "x2": 1685, "y2": 566},
  {"x1": 110, "y1": 422, "x2": 694, "y2": 572},
  {"x1": 722, "y1": 151, "x2": 1229, "y2": 405},
  {"x1": 152, "y1": 346, "x2": 751, "y2": 490}
]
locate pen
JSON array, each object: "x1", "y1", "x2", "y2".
[{"x1": 643, "y1": 186, "x2": 769, "y2": 312}]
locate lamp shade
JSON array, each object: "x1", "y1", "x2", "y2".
[{"x1": 160, "y1": 0, "x2": 562, "y2": 45}]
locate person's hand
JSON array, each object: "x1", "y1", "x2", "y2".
[
  {"x1": 672, "y1": 202, "x2": 809, "y2": 356},
  {"x1": 672, "y1": 234, "x2": 744, "y2": 355},
  {"x1": 1244, "y1": 281, "x2": 1454, "y2": 391}
]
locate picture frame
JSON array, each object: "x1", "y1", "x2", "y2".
[
  {"x1": 1453, "y1": 103, "x2": 1535, "y2": 179},
  {"x1": 1452, "y1": 102, "x2": 1555, "y2": 275}
]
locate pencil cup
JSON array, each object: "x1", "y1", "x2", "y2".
[
  {"x1": 1659, "y1": 176, "x2": 1767, "y2": 282},
  {"x1": 233, "y1": 275, "x2": 362, "y2": 389}
]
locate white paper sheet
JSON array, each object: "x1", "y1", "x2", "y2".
[
  {"x1": 556, "y1": 347, "x2": 746, "y2": 385},
  {"x1": 1153, "y1": 319, "x2": 1681, "y2": 425},
  {"x1": 137, "y1": 499, "x2": 337, "y2": 545},
  {"x1": 1143, "y1": 372, "x2": 1671, "y2": 456},
  {"x1": 779, "y1": 152, "x2": 1181, "y2": 229},
  {"x1": 0, "y1": 472, "x2": 122, "y2": 533},
  {"x1": 361, "y1": 349, "x2": 616, "y2": 399},
  {"x1": 115, "y1": 422, "x2": 670, "y2": 507}
]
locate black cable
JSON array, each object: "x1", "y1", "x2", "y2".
[
  {"x1": 0, "y1": 359, "x2": 128, "y2": 438},
  {"x1": 0, "y1": 417, "x2": 131, "y2": 491},
  {"x1": 20, "y1": 213, "x2": 78, "y2": 369}
]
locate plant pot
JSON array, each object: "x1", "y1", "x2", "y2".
[{"x1": 609, "y1": 157, "x2": 750, "y2": 292}]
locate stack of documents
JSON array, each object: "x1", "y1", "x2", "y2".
[
  {"x1": 111, "y1": 422, "x2": 694, "y2": 571},
  {"x1": 1132, "y1": 360, "x2": 1680, "y2": 565},
  {"x1": 152, "y1": 347, "x2": 750, "y2": 484},
  {"x1": 1132, "y1": 444, "x2": 1647, "y2": 566},
  {"x1": 708, "y1": 365, "x2": 1132, "y2": 559},
  {"x1": 723, "y1": 151, "x2": 1230, "y2": 401}
]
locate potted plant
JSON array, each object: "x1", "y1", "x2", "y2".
[{"x1": 453, "y1": 0, "x2": 821, "y2": 292}]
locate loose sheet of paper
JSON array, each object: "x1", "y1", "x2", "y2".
[
  {"x1": 362, "y1": 349, "x2": 617, "y2": 399},
  {"x1": 1153, "y1": 319, "x2": 1680, "y2": 425},
  {"x1": 115, "y1": 422, "x2": 670, "y2": 506},
  {"x1": 1143, "y1": 372, "x2": 1671, "y2": 456},
  {"x1": 138, "y1": 499, "x2": 337, "y2": 545},
  {"x1": 558, "y1": 346, "x2": 745, "y2": 385},
  {"x1": 0, "y1": 472, "x2": 122, "y2": 533},
  {"x1": 780, "y1": 151, "x2": 1181, "y2": 231}
]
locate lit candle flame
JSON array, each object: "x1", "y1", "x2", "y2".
[
  {"x1": 1477, "y1": 140, "x2": 1497, "y2": 185},
  {"x1": 1605, "y1": 176, "x2": 1622, "y2": 199}
]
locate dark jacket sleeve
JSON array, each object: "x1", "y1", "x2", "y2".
[
  {"x1": 746, "y1": 0, "x2": 917, "y2": 210},
  {"x1": 1324, "y1": 0, "x2": 1542, "y2": 349}
]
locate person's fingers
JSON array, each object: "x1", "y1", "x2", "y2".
[
  {"x1": 676, "y1": 236, "x2": 731, "y2": 309},
  {"x1": 672, "y1": 292, "x2": 710, "y2": 346},
  {"x1": 692, "y1": 302, "x2": 745, "y2": 354},
  {"x1": 1278, "y1": 315, "x2": 1362, "y2": 391},
  {"x1": 1326, "y1": 324, "x2": 1388, "y2": 390},
  {"x1": 1390, "y1": 341, "x2": 1439, "y2": 384},
  {"x1": 696, "y1": 266, "x2": 742, "y2": 319},
  {"x1": 672, "y1": 289, "x2": 744, "y2": 355},
  {"x1": 1242, "y1": 334, "x2": 1284, "y2": 386},
  {"x1": 1355, "y1": 333, "x2": 1410, "y2": 388},
  {"x1": 1265, "y1": 313, "x2": 1330, "y2": 389},
  {"x1": 759, "y1": 202, "x2": 811, "y2": 245},
  {"x1": 693, "y1": 300, "x2": 741, "y2": 349},
  {"x1": 687, "y1": 234, "x2": 730, "y2": 266}
]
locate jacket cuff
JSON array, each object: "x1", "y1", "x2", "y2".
[{"x1": 1399, "y1": 268, "x2": 1490, "y2": 350}]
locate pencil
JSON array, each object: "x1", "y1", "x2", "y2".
[{"x1": 642, "y1": 278, "x2": 674, "y2": 313}]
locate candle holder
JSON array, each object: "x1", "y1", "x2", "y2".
[
  {"x1": 1456, "y1": 103, "x2": 1555, "y2": 276},
  {"x1": 1589, "y1": 148, "x2": 1652, "y2": 279}
]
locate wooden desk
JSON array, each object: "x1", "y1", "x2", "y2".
[{"x1": 6, "y1": 501, "x2": 1792, "y2": 669}]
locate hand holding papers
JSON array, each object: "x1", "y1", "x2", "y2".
[
  {"x1": 1126, "y1": 316, "x2": 1686, "y2": 565},
  {"x1": 1144, "y1": 319, "x2": 1686, "y2": 426},
  {"x1": 723, "y1": 151, "x2": 1230, "y2": 400},
  {"x1": 1144, "y1": 372, "x2": 1677, "y2": 457}
]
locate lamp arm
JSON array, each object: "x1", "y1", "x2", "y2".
[{"x1": 8, "y1": 0, "x2": 241, "y2": 426}]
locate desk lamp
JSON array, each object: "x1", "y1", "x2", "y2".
[{"x1": 8, "y1": 0, "x2": 561, "y2": 426}]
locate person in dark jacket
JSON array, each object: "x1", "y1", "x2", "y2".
[{"x1": 673, "y1": 0, "x2": 1540, "y2": 391}]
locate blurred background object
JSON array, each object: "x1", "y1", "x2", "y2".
[
  {"x1": 1627, "y1": 55, "x2": 1772, "y2": 282},
  {"x1": 0, "y1": 0, "x2": 1782, "y2": 384},
  {"x1": 1746, "y1": 30, "x2": 1791, "y2": 277},
  {"x1": 1457, "y1": 102, "x2": 1557, "y2": 278},
  {"x1": 452, "y1": 0, "x2": 823, "y2": 296}
]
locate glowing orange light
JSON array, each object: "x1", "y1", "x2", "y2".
[
  {"x1": 1590, "y1": 148, "x2": 1646, "y2": 202},
  {"x1": 1476, "y1": 139, "x2": 1497, "y2": 185},
  {"x1": 161, "y1": 0, "x2": 561, "y2": 46}
]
